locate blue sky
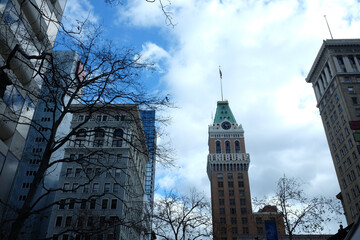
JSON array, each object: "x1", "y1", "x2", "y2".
[{"x1": 60, "y1": 0, "x2": 360, "y2": 233}]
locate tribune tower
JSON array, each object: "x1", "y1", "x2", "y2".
[{"x1": 207, "y1": 100, "x2": 284, "y2": 240}]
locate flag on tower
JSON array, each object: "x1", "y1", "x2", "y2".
[{"x1": 219, "y1": 66, "x2": 222, "y2": 79}]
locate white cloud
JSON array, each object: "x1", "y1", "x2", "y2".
[
  {"x1": 61, "y1": 0, "x2": 98, "y2": 30},
  {"x1": 131, "y1": 0, "x2": 360, "y2": 231},
  {"x1": 140, "y1": 42, "x2": 170, "y2": 72}
]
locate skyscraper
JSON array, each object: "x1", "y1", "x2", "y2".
[
  {"x1": 0, "y1": 0, "x2": 67, "y2": 216},
  {"x1": 4, "y1": 51, "x2": 80, "y2": 239},
  {"x1": 140, "y1": 110, "x2": 156, "y2": 205},
  {"x1": 207, "y1": 100, "x2": 284, "y2": 239},
  {"x1": 47, "y1": 104, "x2": 151, "y2": 240},
  {"x1": 306, "y1": 39, "x2": 360, "y2": 225}
]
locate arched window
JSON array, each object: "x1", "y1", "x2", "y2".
[
  {"x1": 76, "y1": 129, "x2": 86, "y2": 138},
  {"x1": 93, "y1": 128, "x2": 105, "y2": 147},
  {"x1": 235, "y1": 141, "x2": 241, "y2": 153},
  {"x1": 225, "y1": 141, "x2": 231, "y2": 153},
  {"x1": 94, "y1": 128, "x2": 105, "y2": 138},
  {"x1": 112, "y1": 129, "x2": 123, "y2": 147},
  {"x1": 216, "y1": 141, "x2": 221, "y2": 153}
]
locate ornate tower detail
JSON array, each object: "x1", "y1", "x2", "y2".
[{"x1": 207, "y1": 100, "x2": 253, "y2": 239}]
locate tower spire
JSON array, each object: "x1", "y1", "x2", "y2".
[{"x1": 219, "y1": 65, "x2": 223, "y2": 101}]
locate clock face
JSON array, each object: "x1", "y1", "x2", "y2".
[{"x1": 221, "y1": 121, "x2": 231, "y2": 130}]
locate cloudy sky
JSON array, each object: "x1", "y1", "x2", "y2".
[{"x1": 62, "y1": 0, "x2": 360, "y2": 232}]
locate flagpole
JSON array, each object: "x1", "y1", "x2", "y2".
[{"x1": 219, "y1": 66, "x2": 223, "y2": 101}]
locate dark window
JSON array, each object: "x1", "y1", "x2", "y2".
[
  {"x1": 218, "y1": 190, "x2": 224, "y2": 196},
  {"x1": 94, "y1": 128, "x2": 105, "y2": 138},
  {"x1": 216, "y1": 141, "x2": 221, "y2": 153},
  {"x1": 220, "y1": 208, "x2": 225, "y2": 214},
  {"x1": 229, "y1": 190, "x2": 234, "y2": 196},
  {"x1": 80, "y1": 199, "x2": 86, "y2": 209},
  {"x1": 112, "y1": 129, "x2": 123, "y2": 147},
  {"x1": 256, "y1": 217, "x2": 262, "y2": 224},
  {"x1": 230, "y1": 208, "x2": 236, "y2": 214},
  {"x1": 59, "y1": 199, "x2": 65, "y2": 209},
  {"x1": 241, "y1": 208, "x2": 247, "y2": 214},
  {"x1": 231, "y1": 217, "x2": 237, "y2": 224},
  {"x1": 69, "y1": 199, "x2": 75, "y2": 209},
  {"x1": 102, "y1": 199, "x2": 108, "y2": 209},
  {"x1": 235, "y1": 141, "x2": 241, "y2": 153},
  {"x1": 90, "y1": 199, "x2": 96, "y2": 209},
  {"x1": 111, "y1": 199, "x2": 117, "y2": 209},
  {"x1": 238, "y1": 173, "x2": 243, "y2": 179},
  {"x1": 225, "y1": 141, "x2": 231, "y2": 153},
  {"x1": 228, "y1": 181, "x2": 234, "y2": 188},
  {"x1": 217, "y1": 173, "x2": 223, "y2": 179},
  {"x1": 242, "y1": 217, "x2": 248, "y2": 224},
  {"x1": 238, "y1": 181, "x2": 244, "y2": 187},
  {"x1": 243, "y1": 227, "x2": 249, "y2": 234},
  {"x1": 240, "y1": 198, "x2": 246, "y2": 205},
  {"x1": 232, "y1": 227, "x2": 238, "y2": 234},
  {"x1": 227, "y1": 173, "x2": 233, "y2": 179},
  {"x1": 65, "y1": 216, "x2": 72, "y2": 227},
  {"x1": 219, "y1": 199, "x2": 225, "y2": 205},
  {"x1": 55, "y1": 216, "x2": 62, "y2": 227},
  {"x1": 218, "y1": 182, "x2": 223, "y2": 188},
  {"x1": 229, "y1": 199, "x2": 235, "y2": 205}
]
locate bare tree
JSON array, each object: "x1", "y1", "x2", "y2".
[
  {"x1": 254, "y1": 176, "x2": 342, "y2": 240},
  {"x1": 0, "y1": 1, "x2": 173, "y2": 239},
  {"x1": 152, "y1": 189, "x2": 212, "y2": 240}
]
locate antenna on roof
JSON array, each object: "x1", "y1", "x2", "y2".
[
  {"x1": 324, "y1": 15, "x2": 334, "y2": 39},
  {"x1": 219, "y1": 65, "x2": 224, "y2": 101}
]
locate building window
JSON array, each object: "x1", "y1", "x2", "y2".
[
  {"x1": 218, "y1": 190, "x2": 224, "y2": 196},
  {"x1": 229, "y1": 199, "x2": 235, "y2": 205},
  {"x1": 235, "y1": 140, "x2": 241, "y2": 153},
  {"x1": 228, "y1": 181, "x2": 234, "y2": 188},
  {"x1": 227, "y1": 173, "x2": 233, "y2": 179},
  {"x1": 238, "y1": 173, "x2": 243, "y2": 179},
  {"x1": 216, "y1": 141, "x2": 221, "y2": 153},
  {"x1": 239, "y1": 190, "x2": 245, "y2": 196},
  {"x1": 241, "y1": 208, "x2": 247, "y2": 214},
  {"x1": 65, "y1": 216, "x2": 72, "y2": 227},
  {"x1": 240, "y1": 198, "x2": 246, "y2": 205},
  {"x1": 83, "y1": 184, "x2": 89, "y2": 193},
  {"x1": 111, "y1": 199, "x2": 117, "y2": 209},
  {"x1": 69, "y1": 199, "x2": 75, "y2": 209},
  {"x1": 220, "y1": 208, "x2": 225, "y2": 214},
  {"x1": 231, "y1": 217, "x2": 237, "y2": 224},
  {"x1": 352, "y1": 97, "x2": 358, "y2": 104},
  {"x1": 218, "y1": 182, "x2": 223, "y2": 188},
  {"x1": 230, "y1": 208, "x2": 236, "y2": 214},
  {"x1": 102, "y1": 199, "x2": 108, "y2": 209},
  {"x1": 112, "y1": 129, "x2": 123, "y2": 147},
  {"x1": 257, "y1": 227, "x2": 264, "y2": 234},
  {"x1": 92, "y1": 183, "x2": 99, "y2": 193},
  {"x1": 256, "y1": 217, "x2": 262, "y2": 224},
  {"x1": 238, "y1": 181, "x2": 244, "y2": 188},
  {"x1": 90, "y1": 199, "x2": 96, "y2": 209},
  {"x1": 75, "y1": 168, "x2": 81, "y2": 177},
  {"x1": 113, "y1": 183, "x2": 120, "y2": 193},
  {"x1": 243, "y1": 227, "x2": 249, "y2": 234},
  {"x1": 229, "y1": 190, "x2": 234, "y2": 196},
  {"x1": 232, "y1": 227, "x2": 238, "y2": 234},
  {"x1": 349, "y1": 87, "x2": 355, "y2": 94},
  {"x1": 55, "y1": 216, "x2": 62, "y2": 227},
  {"x1": 59, "y1": 199, "x2": 65, "y2": 209},
  {"x1": 217, "y1": 173, "x2": 223, "y2": 179},
  {"x1": 225, "y1": 141, "x2": 231, "y2": 153},
  {"x1": 242, "y1": 217, "x2": 248, "y2": 224},
  {"x1": 80, "y1": 199, "x2": 86, "y2": 209},
  {"x1": 104, "y1": 183, "x2": 110, "y2": 192},
  {"x1": 219, "y1": 199, "x2": 225, "y2": 205},
  {"x1": 220, "y1": 217, "x2": 226, "y2": 224}
]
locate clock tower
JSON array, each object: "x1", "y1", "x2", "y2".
[{"x1": 207, "y1": 100, "x2": 255, "y2": 239}]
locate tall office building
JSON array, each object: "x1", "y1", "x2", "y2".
[
  {"x1": 3, "y1": 51, "x2": 80, "y2": 239},
  {"x1": 140, "y1": 110, "x2": 156, "y2": 205},
  {"x1": 47, "y1": 104, "x2": 151, "y2": 240},
  {"x1": 306, "y1": 39, "x2": 360, "y2": 225},
  {"x1": 0, "y1": 0, "x2": 67, "y2": 216},
  {"x1": 207, "y1": 100, "x2": 284, "y2": 240}
]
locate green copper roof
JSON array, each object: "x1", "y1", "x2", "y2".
[{"x1": 213, "y1": 101, "x2": 237, "y2": 124}]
